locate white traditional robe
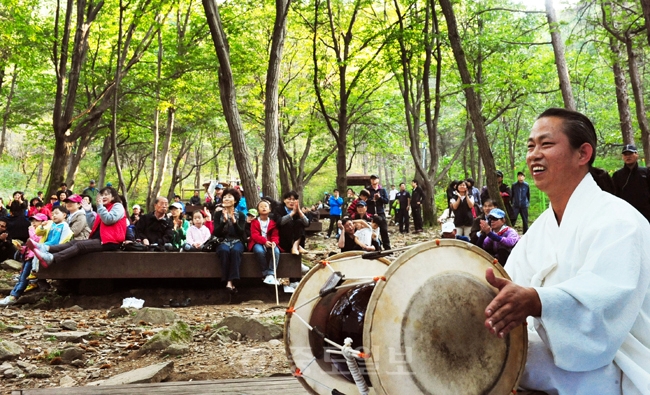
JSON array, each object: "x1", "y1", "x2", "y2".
[{"x1": 507, "y1": 173, "x2": 650, "y2": 395}]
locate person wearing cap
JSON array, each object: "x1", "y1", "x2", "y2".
[
  {"x1": 484, "y1": 108, "x2": 650, "y2": 394},
  {"x1": 173, "y1": 195, "x2": 186, "y2": 213},
  {"x1": 346, "y1": 189, "x2": 371, "y2": 217},
  {"x1": 169, "y1": 201, "x2": 189, "y2": 250},
  {"x1": 440, "y1": 221, "x2": 470, "y2": 242},
  {"x1": 134, "y1": 196, "x2": 174, "y2": 250},
  {"x1": 244, "y1": 208, "x2": 258, "y2": 241},
  {"x1": 82, "y1": 180, "x2": 98, "y2": 202},
  {"x1": 612, "y1": 143, "x2": 650, "y2": 222},
  {"x1": 350, "y1": 199, "x2": 372, "y2": 221},
  {"x1": 510, "y1": 171, "x2": 530, "y2": 233},
  {"x1": 44, "y1": 195, "x2": 58, "y2": 213},
  {"x1": 64, "y1": 194, "x2": 90, "y2": 240},
  {"x1": 365, "y1": 175, "x2": 391, "y2": 249},
  {"x1": 477, "y1": 208, "x2": 518, "y2": 265}
]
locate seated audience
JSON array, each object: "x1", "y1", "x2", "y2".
[
  {"x1": 0, "y1": 211, "x2": 73, "y2": 306},
  {"x1": 130, "y1": 204, "x2": 141, "y2": 224},
  {"x1": 350, "y1": 200, "x2": 372, "y2": 221},
  {"x1": 477, "y1": 208, "x2": 519, "y2": 265},
  {"x1": 249, "y1": 200, "x2": 281, "y2": 285},
  {"x1": 29, "y1": 187, "x2": 126, "y2": 268},
  {"x1": 5, "y1": 201, "x2": 30, "y2": 243},
  {"x1": 170, "y1": 202, "x2": 189, "y2": 250},
  {"x1": 273, "y1": 191, "x2": 308, "y2": 255},
  {"x1": 184, "y1": 210, "x2": 211, "y2": 251},
  {"x1": 134, "y1": 197, "x2": 173, "y2": 250},
  {"x1": 441, "y1": 221, "x2": 470, "y2": 242},
  {"x1": 0, "y1": 218, "x2": 15, "y2": 263},
  {"x1": 65, "y1": 195, "x2": 90, "y2": 240},
  {"x1": 0, "y1": 198, "x2": 6, "y2": 218},
  {"x1": 56, "y1": 183, "x2": 72, "y2": 197},
  {"x1": 213, "y1": 188, "x2": 246, "y2": 294},
  {"x1": 470, "y1": 199, "x2": 495, "y2": 245},
  {"x1": 28, "y1": 200, "x2": 51, "y2": 219},
  {"x1": 44, "y1": 195, "x2": 58, "y2": 212},
  {"x1": 189, "y1": 190, "x2": 202, "y2": 206},
  {"x1": 173, "y1": 194, "x2": 186, "y2": 213},
  {"x1": 337, "y1": 218, "x2": 374, "y2": 252}
]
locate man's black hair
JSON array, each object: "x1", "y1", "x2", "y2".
[{"x1": 538, "y1": 108, "x2": 597, "y2": 166}]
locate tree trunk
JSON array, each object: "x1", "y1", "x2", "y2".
[
  {"x1": 610, "y1": 38, "x2": 634, "y2": 144},
  {"x1": 262, "y1": 0, "x2": 291, "y2": 201},
  {"x1": 65, "y1": 132, "x2": 94, "y2": 188},
  {"x1": 624, "y1": 37, "x2": 650, "y2": 159},
  {"x1": 111, "y1": 0, "x2": 127, "y2": 200},
  {"x1": 0, "y1": 66, "x2": 17, "y2": 157},
  {"x1": 151, "y1": 103, "x2": 175, "y2": 210},
  {"x1": 438, "y1": 0, "x2": 504, "y2": 212},
  {"x1": 148, "y1": 28, "x2": 163, "y2": 210},
  {"x1": 202, "y1": 0, "x2": 260, "y2": 209},
  {"x1": 545, "y1": 0, "x2": 575, "y2": 110},
  {"x1": 640, "y1": 0, "x2": 650, "y2": 46},
  {"x1": 98, "y1": 135, "x2": 112, "y2": 188}
]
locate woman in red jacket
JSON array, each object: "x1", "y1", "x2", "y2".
[
  {"x1": 248, "y1": 200, "x2": 281, "y2": 285},
  {"x1": 28, "y1": 187, "x2": 127, "y2": 266}
]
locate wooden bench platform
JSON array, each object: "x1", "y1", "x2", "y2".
[
  {"x1": 304, "y1": 221, "x2": 323, "y2": 235},
  {"x1": 36, "y1": 252, "x2": 302, "y2": 280},
  {"x1": 11, "y1": 376, "x2": 307, "y2": 395}
]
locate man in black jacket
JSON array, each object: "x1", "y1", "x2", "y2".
[
  {"x1": 612, "y1": 144, "x2": 650, "y2": 222},
  {"x1": 135, "y1": 197, "x2": 175, "y2": 250}
]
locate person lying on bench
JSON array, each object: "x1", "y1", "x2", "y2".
[{"x1": 28, "y1": 186, "x2": 127, "y2": 267}]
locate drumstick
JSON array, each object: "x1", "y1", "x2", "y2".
[
  {"x1": 272, "y1": 242, "x2": 279, "y2": 306},
  {"x1": 361, "y1": 242, "x2": 426, "y2": 259}
]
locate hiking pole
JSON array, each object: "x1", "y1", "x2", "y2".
[{"x1": 272, "y1": 242, "x2": 279, "y2": 306}]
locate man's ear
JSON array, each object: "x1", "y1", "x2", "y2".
[{"x1": 578, "y1": 142, "x2": 593, "y2": 166}]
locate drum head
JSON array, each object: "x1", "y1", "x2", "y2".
[
  {"x1": 363, "y1": 240, "x2": 527, "y2": 395},
  {"x1": 285, "y1": 251, "x2": 390, "y2": 395}
]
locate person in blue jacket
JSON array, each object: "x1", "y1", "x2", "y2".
[{"x1": 326, "y1": 189, "x2": 344, "y2": 238}]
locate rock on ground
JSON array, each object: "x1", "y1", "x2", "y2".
[
  {"x1": 0, "y1": 341, "x2": 23, "y2": 361},
  {"x1": 141, "y1": 320, "x2": 192, "y2": 352},
  {"x1": 0, "y1": 259, "x2": 23, "y2": 271},
  {"x1": 42, "y1": 331, "x2": 90, "y2": 343},
  {"x1": 99, "y1": 361, "x2": 174, "y2": 386},
  {"x1": 131, "y1": 308, "x2": 178, "y2": 325},
  {"x1": 216, "y1": 316, "x2": 283, "y2": 341}
]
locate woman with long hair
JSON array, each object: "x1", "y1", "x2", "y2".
[
  {"x1": 449, "y1": 180, "x2": 475, "y2": 236},
  {"x1": 212, "y1": 188, "x2": 246, "y2": 294}
]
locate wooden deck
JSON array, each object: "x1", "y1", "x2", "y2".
[{"x1": 11, "y1": 376, "x2": 308, "y2": 395}]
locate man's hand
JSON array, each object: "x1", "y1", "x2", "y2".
[
  {"x1": 484, "y1": 268, "x2": 541, "y2": 338},
  {"x1": 0, "y1": 232, "x2": 8, "y2": 241}
]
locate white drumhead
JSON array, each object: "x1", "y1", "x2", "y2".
[{"x1": 363, "y1": 240, "x2": 527, "y2": 395}]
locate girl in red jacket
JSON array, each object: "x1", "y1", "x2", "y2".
[{"x1": 248, "y1": 200, "x2": 281, "y2": 285}]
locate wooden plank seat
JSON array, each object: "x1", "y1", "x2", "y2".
[
  {"x1": 36, "y1": 252, "x2": 302, "y2": 280},
  {"x1": 304, "y1": 221, "x2": 323, "y2": 235}
]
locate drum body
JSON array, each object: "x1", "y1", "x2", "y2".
[{"x1": 285, "y1": 241, "x2": 527, "y2": 395}]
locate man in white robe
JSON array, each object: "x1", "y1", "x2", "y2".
[{"x1": 484, "y1": 108, "x2": 650, "y2": 395}]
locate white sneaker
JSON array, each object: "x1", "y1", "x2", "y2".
[
  {"x1": 263, "y1": 274, "x2": 278, "y2": 285},
  {"x1": 301, "y1": 264, "x2": 310, "y2": 275},
  {"x1": 0, "y1": 295, "x2": 17, "y2": 307}
]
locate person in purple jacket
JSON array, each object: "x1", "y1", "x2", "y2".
[{"x1": 478, "y1": 208, "x2": 519, "y2": 265}]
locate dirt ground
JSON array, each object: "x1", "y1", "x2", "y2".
[{"x1": 0, "y1": 223, "x2": 443, "y2": 393}]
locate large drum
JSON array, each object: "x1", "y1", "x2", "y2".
[{"x1": 285, "y1": 240, "x2": 527, "y2": 395}]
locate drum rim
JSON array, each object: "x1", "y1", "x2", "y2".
[
  {"x1": 284, "y1": 251, "x2": 391, "y2": 395},
  {"x1": 363, "y1": 239, "x2": 528, "y2": 395}
]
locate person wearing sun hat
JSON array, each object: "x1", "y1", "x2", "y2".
[
  {"x1": 64, "y1": 194, "x2": 90, "y2": 240},
  {"x1": 612, "y1": 143, "x2": 650, "y2": 222},
  {"x1": 476, "y1": 208, "x2": 519, "y2": 265}
]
